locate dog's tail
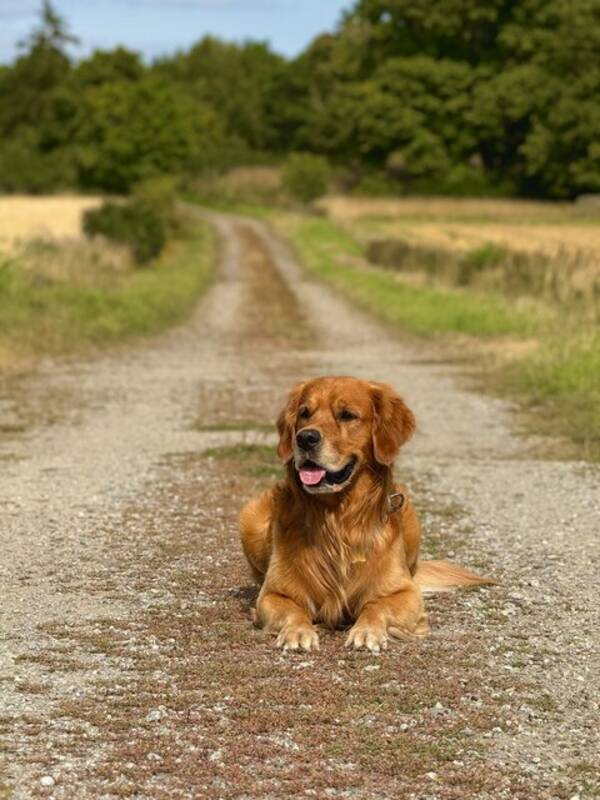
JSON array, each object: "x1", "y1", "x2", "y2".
[{"x1": 413, "y1": 560, "x2": 496, "y2": 594}]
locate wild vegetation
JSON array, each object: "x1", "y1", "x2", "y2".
[
  {"x1": 322, "y1": 197, "x2": 600, "y2": 314},
  {"x1": 3, "y1": 1, "x2": 600, "y2": 198},
  {"x1": 0, "y1": 207, "x2": 214, "y2": 370},
  {"x1": 266, "y1": 204, "x2": 600, "y2": 458}
]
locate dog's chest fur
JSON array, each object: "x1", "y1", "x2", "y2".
[{"x1": 293, "y1": 513, "x2": 396, "y2": 626}]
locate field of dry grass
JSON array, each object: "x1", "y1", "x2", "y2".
[
  {"x1": 376, "y1": 220, "x2": 600, "y2": 258},
  {"x1": 319, "y1": 195, "x2": 600, "y2": 313},
  {"x1": 0, "y1": 195, "x2": 102, "y2": 252},
  {"x1": 321, "y1": 195, "x2": 600, "y2": 268},
  {"x1": 320, "y1": 195, "x2": 598, "y2": 225},
  {"x1": 322, "y1": 194, "x2": 600, "y2": 254}
]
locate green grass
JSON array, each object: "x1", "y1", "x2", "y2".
[
  {"x1": 182, "y1": 192, "x2": 277, "y2": 220},
  {"x1": 0, "y1": 222, "x2": 214, "y2": 361},
  {"x1": 280, "y1": 216, "x2": 534, "y2": 337},
  {"x1": 202, "y1": 443, "x2": 280, "y2": 478},
  {"x1": 497, "y1": 329, "x2": 600, "y2": 457},
  {"x1": 194, "y1": 420, "x2": 273, "y2": 433}
]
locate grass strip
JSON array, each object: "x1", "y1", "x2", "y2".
[
  {"x1": 278, "y1": 215, "x2": 534, "y2": 337},
  {"x1": 496, "y1": 329, "x2": 600, "y2": 457},
  {"x1": 202, "y1": 443, "x2": 281, "y2": 478}
]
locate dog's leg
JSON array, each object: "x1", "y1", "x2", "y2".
[
  {"x1": 400, "y1": 497, "x2": 422, "y2": 575},
  {"x1": 346, "y1": 582, "x2": 429, "y2": 654},
  {"x1": 256, "y1": 591, "x2": 319, "y2": 652},
  {"x1": 239, "y1": 490, "x2": 274, "y2": 583}
]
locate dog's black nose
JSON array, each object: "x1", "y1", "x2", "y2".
[{"x1": 296, "y1": 428, "x2": 321, "y2": 450}]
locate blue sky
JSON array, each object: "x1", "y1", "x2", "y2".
[{"x1": 0, "y1": 0, "x2": 353, "y2": 64}]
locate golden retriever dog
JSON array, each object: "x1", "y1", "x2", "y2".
[{"x1": 239, "y1": 376, "x2": 493, "y2": 653}]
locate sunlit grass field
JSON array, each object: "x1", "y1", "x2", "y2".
[
  {"x1": 0, "y1": 195, "x2": 102, "y2": 251},
  {"x1": 320, "y1": 196, "x2": 600, "y2": 312}
]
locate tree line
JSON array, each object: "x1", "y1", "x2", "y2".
[{"x1": 1, "y1": 0, "x2": 599, "y2": 198}]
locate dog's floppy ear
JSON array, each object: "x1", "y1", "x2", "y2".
[
  {"x1": 276, "y1": 381, "x2": 307, "y2": 463},
  {"x1": 370, "y1": 382, "x2": 416, "y2": 466}
]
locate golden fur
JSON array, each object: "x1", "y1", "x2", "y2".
[{"x1": 239, "y1": 376, "x2": 493, "y2": 652}]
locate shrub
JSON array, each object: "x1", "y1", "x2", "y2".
[
  {"x1": 458, "y1": 243, "x2": 507, "y2": 285},
  {"x1": 366, "y1": 238, "x2": 449, "y2": 277},
  {"x1": 186, "y1": 166, "x2": 284, "y2": 207},
  {"x1": 352, "y1": 172, "x2": 400, "y2": 197},
  {"x1": 133, "y1": 176, "x2": 179, "y2": 231},
  {"x1": 83, "y1": 199, "x2": 166, "y2": 264},
  {"x1": 282, "y1": 153, "x2": 330, "y2": 203}
]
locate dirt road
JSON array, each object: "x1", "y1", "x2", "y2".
[{"x1": 1, "y1": 211, "x2": 598, "y2": 799}]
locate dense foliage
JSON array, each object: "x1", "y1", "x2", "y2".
[
  {"x1": 82, "y1": 177, "x2": 179, "y2": 263},
  {"x1": 1, "y1": 1, "x2": 600, "y2": 198},
  {"x1": 83, "y1": 200, "x2": 166, "y2": 264},
  {"x1": 282, "y1": 154, "x2": 331, "y2": 203}
]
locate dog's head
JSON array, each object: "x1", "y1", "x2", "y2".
[{"x1": 276, "y1": 376, "x2": 415, "y2": 494}]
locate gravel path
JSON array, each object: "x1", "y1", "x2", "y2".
[{"x1": 0, "y1": 210, "x2": 598, "y2": 799}]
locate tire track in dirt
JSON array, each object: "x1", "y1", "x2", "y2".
[{"x1": 1, "y1": 210, "x2": 598, "y2": 799}]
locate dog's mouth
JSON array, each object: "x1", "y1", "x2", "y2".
[{"x1": 297, "y1": 457, "x2": 357, "y2": 490}]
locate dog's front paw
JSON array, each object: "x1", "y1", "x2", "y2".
[
  {"x1": 345, "y1": 624, "x2": 388, "y2": 654},
  {"x1": 276, "y1": 624, "x2": 320, "y2": 652}
]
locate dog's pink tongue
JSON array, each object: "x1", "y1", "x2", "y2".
[{"x1": 299, "y1": 468, "x2": 326, "y2": 486}]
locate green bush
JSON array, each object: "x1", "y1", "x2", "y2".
[
  {"x1": 83, "y1": 199, "x2": 166, "y2": 264},
  {"x1": 366, "y1": 238, "x2": 448, "y2": 276},
  {"x1": 133, "y1": 176, "x2": 179, "y2": 231},
  {"x1": 352, "y1": 172, "x2": 400, "y2": 197},
  {"x1": 458, "y1": 243, "x2": 508, "y2": 285},
  {"x1": 282, "y1": 153, "x2": 330, "y2": 203}
]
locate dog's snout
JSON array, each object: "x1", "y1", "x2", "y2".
[{"x1": 296, "y1": 428, "x2": 321, "y2": 450}]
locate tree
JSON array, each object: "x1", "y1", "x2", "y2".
[
  {"x1": 74, "y1": 48, "x2": 144, "y2": 87},
  {"x1": 19, "y1": 0, "x2": 79, "y2": 53},
  {"x1": 283, "y1": 153, "x2": 331, "y2": 202},
  {"x1": 2, "y1": 0, "x2": 600, "y2": 198},
  {"x1": 155, "y1": 37, "x2": 285, "y2": 151},
  {"x1": 0, "y1": 2, "x2": 81, "y2": 191},
  {"x1": 300, "y1": 0, "x2": 600, "y2": 196},
  {"x1": 0, "y1": 1, "x2": 78, "y2": 135},
  {"x1": 74, "y1": 77, "x2": 224, "y2": 191}
]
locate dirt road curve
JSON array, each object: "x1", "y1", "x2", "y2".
[{"x1": 1, "y1": 210, "x2": 598, "y2": 799}]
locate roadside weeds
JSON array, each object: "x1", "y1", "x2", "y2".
[{"x1": 0, "y1": 214, "x2": 215, "y2": 374}]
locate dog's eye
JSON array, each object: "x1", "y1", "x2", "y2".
[
  {"x1": 339, "y1": 409, "x2": 358, "y2": 422},
  {"x1": 299, "y1": 407, "x2": 311, "y2": 420}
]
